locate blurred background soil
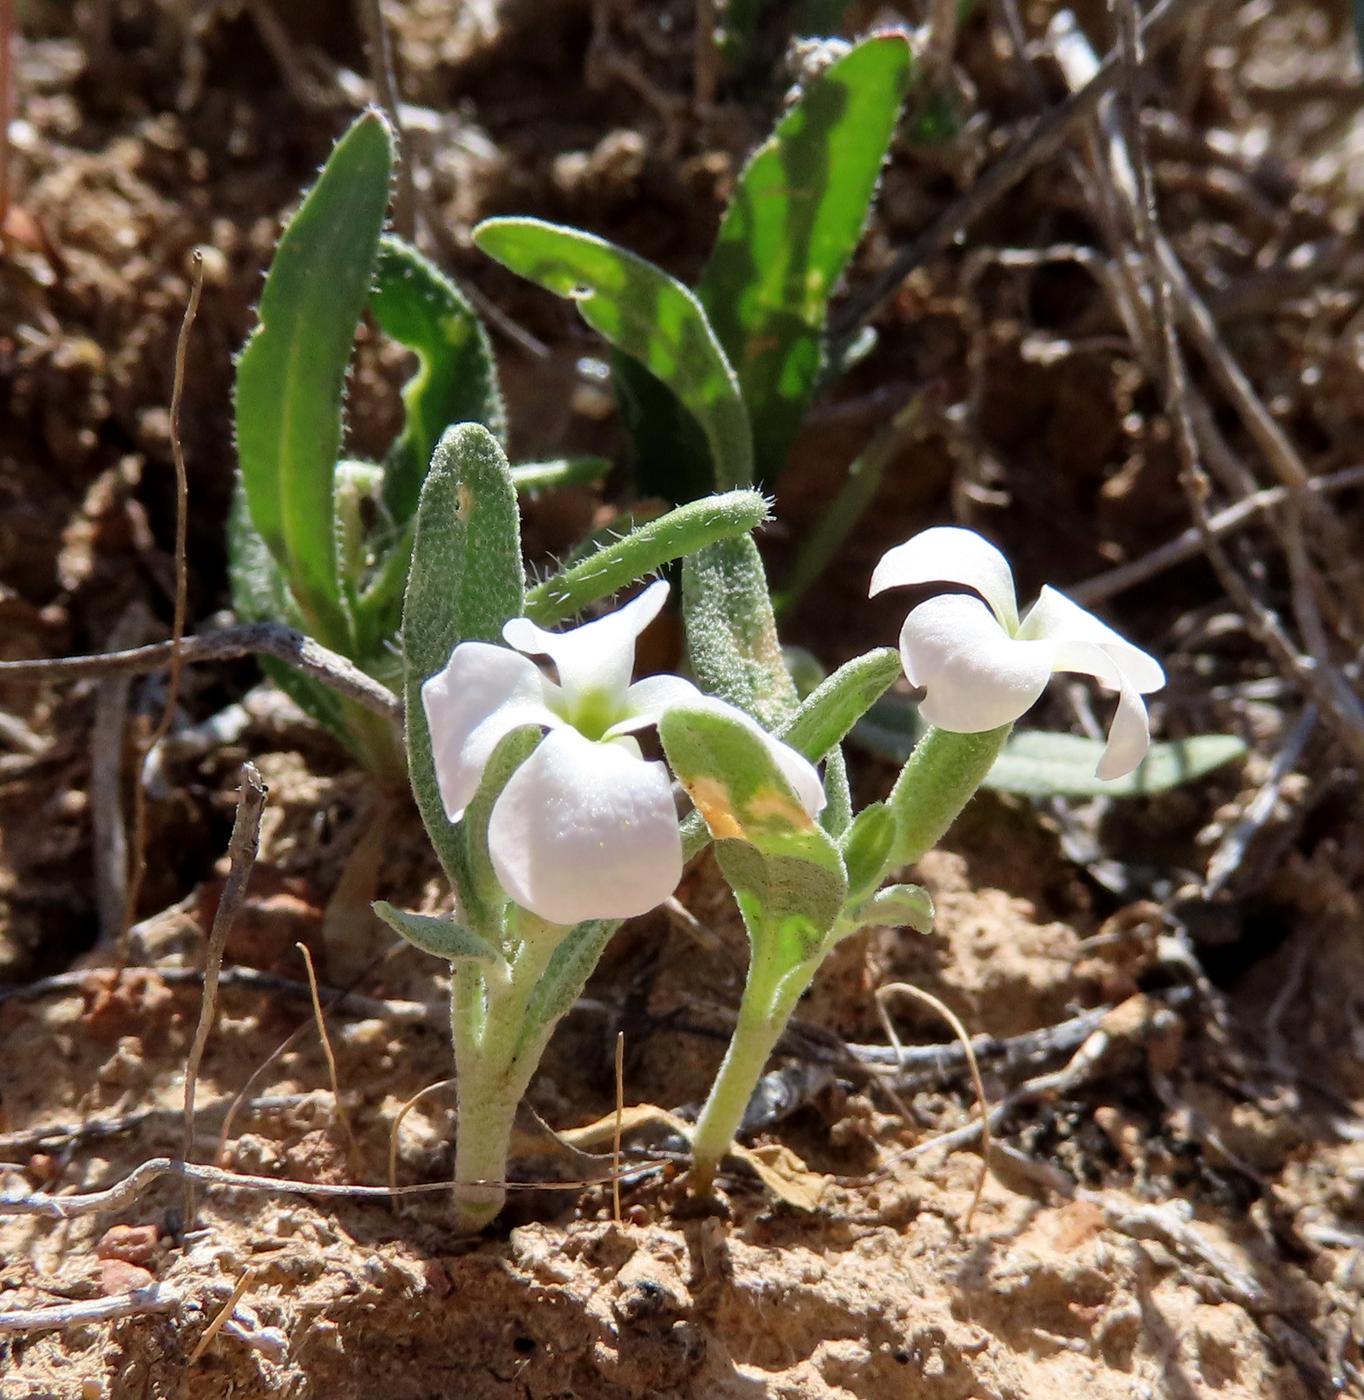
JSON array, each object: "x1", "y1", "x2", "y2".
[{"x1": 4, "y1": 1, "x2": 1364, "y2": 1396}]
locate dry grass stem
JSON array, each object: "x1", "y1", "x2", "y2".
[
  {"x1": 613, "y1": 1030, "x2": 625, "y2": 1222},
  {"x1": 182, "y1": 762, "x2": 267, "y2": 1224},
  {"x1": 186, "y1": 1267, "x2": 254, "y2": 1365},
  {"x1": 876, "y1": 983, "x2": 991, "y2": 1231},
  {"x1": 387, "y1": 1077, "x2": 455, "y2": 1193},
  {"x1": 355, "y1": 0, "x2": 414, "y2": 238},
  {"x1": 296, "y1": 941, "x2": 363, "y2": 1180}
]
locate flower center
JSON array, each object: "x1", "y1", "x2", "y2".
[{"x1": 558, "y1": 685, "x2": 628, "y2": 742}]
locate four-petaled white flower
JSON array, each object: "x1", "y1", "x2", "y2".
[
  {"x1": 870, "y1": 527, "x2": 1165, "y2": 779},
  {"x1": 422, "y1": 580, "x2": 826, "y2": 926}
]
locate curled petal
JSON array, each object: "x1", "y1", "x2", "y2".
[
  {"x1": 1041, "y1": 636, "x2": 1154, "y2": 779},
  {"x1": 421, "y1": 643, "x2": 559, "y2": 821},
  {"x1": 488, "y1": 727, "x2": 682, "y2": 924},
  {"x1": 1018, "y1": 586, "x2": 1165, "y2": 692},
  {"x1": 503, "y1": 579, "x2": 669, "y2": 704},
  {"x1": 899, "y1": 594, "x2": 1053, "y2": 732},
  {"x1": 870, "y1": 527, "x2": 1020, "y2": 632}
]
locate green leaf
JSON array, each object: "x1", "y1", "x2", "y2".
[
  {"x1": 848, "y1": 883, "x2": 933, "y2": 933},
  {"x1": 683, "y1": 535, "x2": 798, "y2": 730},
  {"x1": 511, "y1": 456, "x2": 612, "y2": 494},
  {"x1": 372, "y1": 901, "x2": 507, "y2": 968},
  {"x1": 371, "y1": 233, "x2": 505, "y2": 524},
  {"x1": 985, "y1": 730, "x2": 1248, "y2": 798},
  {"x1": 839, "y1": 801, "x2": 896, "y2": 907},
  {"x1": 660, "y1": 702, "x2": 845, "y2": 959},
  {"x1": 779, "y1": 647, "x2": 900, "y2": 762},
  {"x1": 698, "y1": 34, "x2": 911, "y2": 479},
  {"x1": 524, "y1": 489, "x2": 770, "y2": 627},
  {"x1": 234, "y1": 111, "x2": 394, "y2": 644},
  {"x1": 474, "y1": 217, "x2": 753, "y2": 491},
  {"x1": 516, "y1": 919, "x2": 619, "y2": 1060},
  {"x1": 403, "y1": 424, "x2": 525, "y2": 893},
  {"x1": 854, "y1": 694, "x2": 1247, "y2": 798}
]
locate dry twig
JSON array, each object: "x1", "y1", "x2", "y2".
[
  {"x1": 0, "y1": 621, "x2": 402, "y2": 724},
  {"x1": 296, "y1": 941, "x2": 363, "y2": 1180},
  {"x1": 182, "y1": 762, "x2": 267, "y2": 1224}
]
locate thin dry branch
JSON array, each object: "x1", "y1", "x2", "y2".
[
  {"x1": 355, "y1": 0, "x2": 414, "y2": 238},
  {"x1": 830, "y1": 0, "x2": 1214, "y2": 346},
  {"x1": 296, "y1": 941, "x2": 362, "y2": 1179},
  {"x1": 0, "y1": 1283, "x2": 179, "y2": 1335},
  {"x1": 0, "y1": 621, "x2": 402, "y2": 724},
  {"x1": 182, "y1": 762, "x2": 267, "y2": 1224}
]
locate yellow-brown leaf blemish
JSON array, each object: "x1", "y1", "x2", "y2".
[
  {"x1": 686, "y1": 778, "x2": 745, "y2": 840},
  {"x1": 746, "y1": 788, "x2": 815, "y2": 831},
  {"x1": 455, "y1": 483, "x2": 473, "y2": 522}
]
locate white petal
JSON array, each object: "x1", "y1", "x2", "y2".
[
  {"x1": 420, "y1": 643, "x2": 559, "y2": 822},
  {"x1": 869, "y1": 527, "x2": 1020, "y2": 632},
  {"x1": 608, "y1": 672, "x2": 705, "y2": 735},
  {"x1": 502, "y1": 579, "x2": 669, "y2": 706},
  {"x1": 1036, "y1": 635, "x2": 1155, "y2": 780},
  {"x1": 899, "y1": 594, "x2": 1053, "y2": 732},
  {"x1": 1017, "y1": 586, "x2": 1165, "y2": 692},
  {"x1": 488, "y1": 726, "x2": 682, "y2": 924},
  {"x1": 669, "y1": 694, "x2": 827, "y2": 820}
]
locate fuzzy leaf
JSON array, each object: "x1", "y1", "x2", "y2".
[
  {"x1": 683, "y1": 535, "x2": 798, "y2": 730},
  {"x1": 234, "y1": 111, "x2": 393, "y2": 643},
  {"x1": 516, "y1": 919, "x2": 619, "y2": 1060},
  {"x1": 371, "y1": 234, "x2": 505, "y2": 524},
  {"x1": 372, "y1": 901, "x2": 506, "y2": 966},
  {"x1": 779, "y1": 647, "x2": 900, "y2": 761},
  {"x1": 511, "y1": 456, "x2": 612, "y2": 494},
  {"x1": 660, "y1": 702, "x2": 845, "y2": 959},
  {"x1": 474, "y1": 217, "x2": 753, "y2": 491},
  {"x1": 403, "y1": 424, "x2": 525, "y2": 892},
  {"x1": 986, "y1": 730, "x2": 1248, "y2": 798},
  {"x1": 848, "y1": 883, "x2": 933, "y2": 933},
  {"x1": 699, "y1": 34, "x2": 911, "y2": 478},
  {"x1": 854, "y1": 694, "x2": 1246, "y2": 798},
  {"x1": 838, "y1": 801, "x2": 896, "y2": 907},
  {"x1": 525, "y1": 489, "x2": 770, "y2": 627}
]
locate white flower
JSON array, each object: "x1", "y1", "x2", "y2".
[
  {"x1": 869, "y1": 527, "x2": 1165, "y2": 779},
  {"x1": 422, "y1": 580, "x2": 825, "y2": 925}
]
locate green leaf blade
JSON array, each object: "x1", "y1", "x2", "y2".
[
  {"x1": 699, "y1": 34, "x2": 912, "y2": 479},
  {"x1": 402, "y1": 424, "x2": 526, "y2": 893},
  {"x1": 780, "y1": 647, "x2": 900, "y2": 761},
  {"x1": 683, "y1": 535, "x2": 798, "y2": 730},
  {"x1": 985, "y1": 731, "x2": 1248, "y2": 798},
  {"x1": 474, "y1": 217, "x2": 753, "y2": 491},
  {"x1": 234, "y1": 111, "x2": 394, "y2": 643},
  {"x1": 371, "y1": 234, "x2": 505, "y2": 523},
  {"x1": 372, "y1": 901, "x2": 506, "y2": 968}
]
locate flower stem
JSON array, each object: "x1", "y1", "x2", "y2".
[
  {"x1": 884, "y1": 724, "x2": 1012, "y2": 871},
  {"x1": 689, "y1": 938, "x2": 822, "y2": 1192},
  {"x1": 450, "y1": 913, "x2": 563, "y2": 1231}
]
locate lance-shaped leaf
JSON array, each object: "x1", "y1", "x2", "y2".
[
  {"x1": 699, "y1": 33, "x2": 912, "y2": 478},
  {"x1": 371, "y1": 234, "x2": 506, "y2": 524},
  {"x1": 839, "y1": 801, "x2": 896, "y2": 908},
  {"x1": 372, "y1": 903, "x2": 510, "y2": 990},
  {"x1": 474, "y1": 217, "x2": 753, "y2": 491},
  {"x1": 779, "y1": 647, "x2": 901, "y2": 761},
  {"x1": 403, "y1": 424, "x2": 525, "y2": 892},
  {"x1": 524, "y1": 489, "x2": 770, "y2": 627},
  {"x1": 683, "y1": 535, "x2": 798, "y2": 730},
  {"x1": 660, "y1": 703, "x2": 846, "y2": 961},
  {"x1": 461, "y1": 725, "x2": 542, "y2": 930},
  {"x1": 854, "y1": 693, "x2": 1246, "y2": 798},
  {"x1": 234, "y1": 110, "x2": 393, "y2": 643},
  {"x1": 515, "y1": 918, "x2": 619, "y2": 1062}
]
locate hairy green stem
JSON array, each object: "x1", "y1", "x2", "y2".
[
  {"x1": 690, "y1": 939, "x2": 822, "y2": 1191},
  {"x1": 450, "y1": 914, "x2": 563, "y2": 1231},
  {"x1": 524, "y1": 490, "x2": 769, "y2": 627},
  {"x1": 885, "y1": 724, "x2": 1012, "y2": 870}
]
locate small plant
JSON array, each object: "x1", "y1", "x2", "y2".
[{"x1": 221, "y1": 89, "x2": 1244, "y2": 1228}]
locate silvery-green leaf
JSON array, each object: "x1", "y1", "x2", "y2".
[
  {"x1": 848, "y1": 883, "x2": 933, "y2": 933},
  {"x1": 839, "y1": 801, "x2": 896, "y2": 908},
  {"x1": 372, "y1": 901, "x2": 506, "y2": 967}
]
